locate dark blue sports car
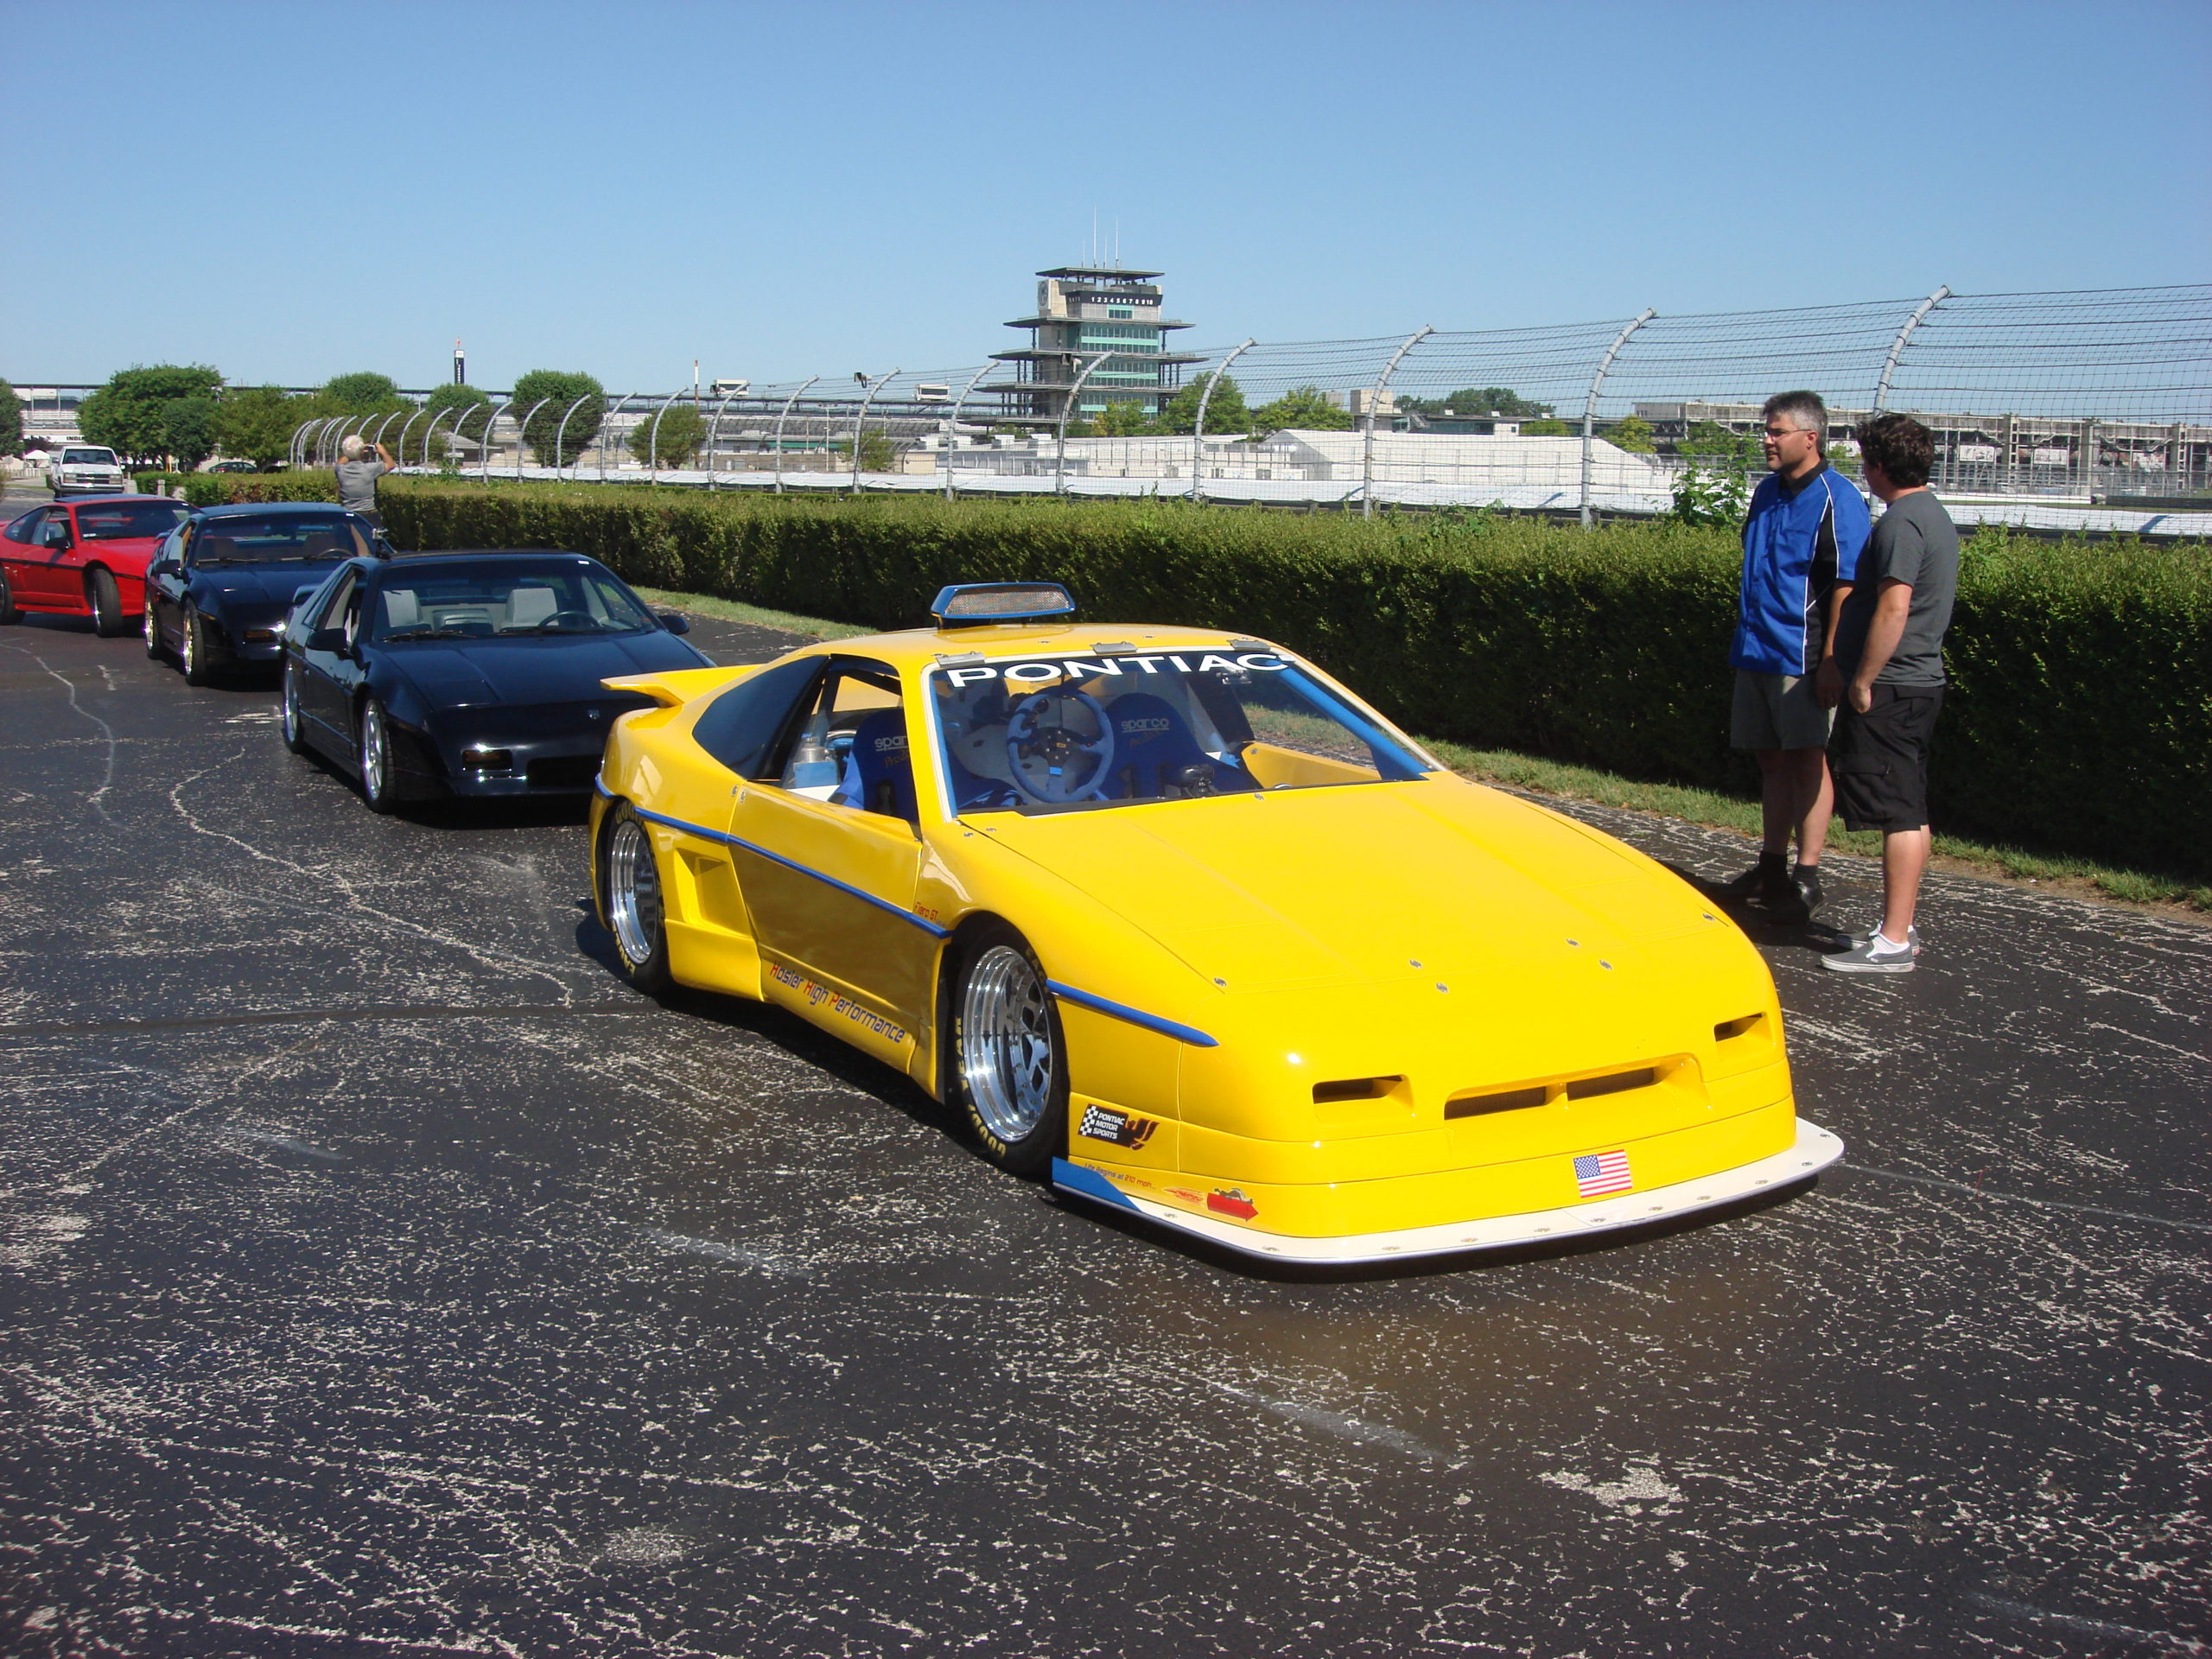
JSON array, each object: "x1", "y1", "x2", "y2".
[
  {"x1": 279, "y1": 549, "x2": 711, "y2": 811},
  {"x1": 144, "y1": 503, "x2": 385, "y2": 684}
]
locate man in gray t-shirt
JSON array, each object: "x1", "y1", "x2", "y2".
[
  {"x1": 1824, "y1": 414, "x2": 1961, "y2": 975},
  {"x1": 334, "y1": 433, "x2": 395, "y2": 521}
]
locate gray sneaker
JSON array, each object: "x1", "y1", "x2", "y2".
[
  {"x1": 1824, "y1": 929, "x2": 1919, "y2": 974},
  {"x1": 1845, "y1": 922, "x2": 1919, "y2": 950}
]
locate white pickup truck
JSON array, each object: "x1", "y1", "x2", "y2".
[{"x1": 50, "y1": 445, "x2": 128, "y2": 497}]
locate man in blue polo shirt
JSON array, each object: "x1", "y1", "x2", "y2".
[{"x1": 1725, "y1": 390, "x2": 1871, "y2": 920}]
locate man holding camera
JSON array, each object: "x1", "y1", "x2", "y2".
[
  {"x1": 1822, "y1": 413, "x2": 1959, "y2": 974},
  {"x1": 335, "y1": 434, "x2": 396, "y2": 525}
]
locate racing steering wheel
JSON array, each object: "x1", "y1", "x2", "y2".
[{"x1": 1005, "y1": 687, "x2": 1116, "y2": 804}]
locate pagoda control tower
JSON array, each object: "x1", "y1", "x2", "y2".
[{"x1": 988, "y1": 266, "x2": 1202, "y2": 428}]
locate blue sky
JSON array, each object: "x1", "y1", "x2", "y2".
[{"x1": 9, "y1": 0, "x2": 2207, "y2": 392}]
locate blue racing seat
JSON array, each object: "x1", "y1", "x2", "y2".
[
  {"x1": 834, "y1": 709, "x2": 917, "y2": 822},
  {"x1": 1103, "y1": 694, "x2": 1249, "y2": 800}
]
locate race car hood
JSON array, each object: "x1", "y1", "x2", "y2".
[
  {"x1": 969, "y1": 779, "x2": 1720, "y2": 993},
  {"x1": 390, "y1": 631, "x2": 708, "y2": 708}
]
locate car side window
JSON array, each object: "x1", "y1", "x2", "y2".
[
  {"x1": 315, "y1": 571, "x2": 359, "y2": 635},
  {"x1": 3, "y1": 510, "x2": 45, "y2": 545},
  {"x1": 691, "y1": 657, "x2": 825, "y2": 780},
  {"x1": 776, "y1": 658, "x2": 914, "y2": 823}
]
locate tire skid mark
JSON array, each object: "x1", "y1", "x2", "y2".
[{"x1": 165, "y1": 752, "x2": 588, "y2": 1002}]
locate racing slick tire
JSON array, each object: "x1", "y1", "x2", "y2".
[
  {"x1": 597, "y1": 804, "x2": 672, "y2": 995},
  {"x1": 180, "y1": 603, "x2": 219, "y2": 685},
  {"x1": 88, "y1": 569, "x2": 129, "y2": 638},
  {"x1": 280, "y1": 659, "x2": 310, "y2": 755},
  {"x1": 0, "y1": 566, "x2": 20, "y2": 626},
  {"x1": 950, "y1": 920, "x2": 1069, "y2": 1177},
  {"x1": 357, "y1": 696, "x2": 398, "y2": 815}
]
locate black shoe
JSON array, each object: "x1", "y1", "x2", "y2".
[
  {"x1": 1723, "y1": 852, "x2": 1791, "y2": 906},
  {"x1": 1782, "y1": 864, "x2": 1826, "y2": 921}
]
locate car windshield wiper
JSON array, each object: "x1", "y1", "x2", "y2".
[
  {"x1": 497, "y1": 622, "x2": 616, "y2": 634},
  {"x1": 380, "y1": 628, "x2": 479, "y2": 641}
]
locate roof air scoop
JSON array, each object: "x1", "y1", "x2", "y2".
[{"x1": 930, "y1": 582, "x2": 1076, "y2": 629}]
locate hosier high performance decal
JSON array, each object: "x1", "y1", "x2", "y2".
[
  {"x1": 939, "y1": 652, "x2": 1289, "y2": 687},
  {"x1": 1077, "y1": 1104, "x2": 1159, "y2": 1150},
  {"x1": 766, "y1": 962, "x2": 909, "y2": 1047}
]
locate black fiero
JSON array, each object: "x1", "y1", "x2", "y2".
[{"x1": 278, "y1": 549, "x2": 711, "y2": 812}]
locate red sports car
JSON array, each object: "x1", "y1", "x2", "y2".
[{"x1": 0, "y1": 495, "x2": 190, "y2": 636}]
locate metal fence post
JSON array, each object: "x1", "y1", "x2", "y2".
[
  {"x1": 849, "y1": 370, "x2": 898, "y2": 495},
  {"x1": 512, "y1": 398, "x2": 551, "y2": 480},
  {"x1": 1872, "y1": 284, "x2": 1951, "y2": 414},
  {"x1": 773, "y1": 378, "x2": 818, "y2": 494},
  {"x1": 597, "y1": 394, "x2": 634, "y2": 482},
  {"x1": 943, "y1": 364, "x2": 995, "y2": 502},
  {"x1": 479, "y1": 400, "x2": 515, "y2": 484},
  {"x1": 1189, "y1": 338, "x2": 1255, "y2": 504},
  {"x1": 1361, "y1": 326, "x2": 1433, "y2": 518},
  {"x1": 646, "y1": 391, "x2": 679, "y2": 486},
  {"x1": 706, "y1": 389, "x2": 741, "y2": 491},
  {"x1": 392, "y1": 409, "x2": 424, "y2": 468},
  {"x1": 550, "y1": 395, "x2": 591, "y2": 481},
  {"x1": 1055, "y1": 354, "x2": 1114, "y2": 498},
  {"x1": 1580, "y1": 308, "x2": 1656, "y2": 529}
]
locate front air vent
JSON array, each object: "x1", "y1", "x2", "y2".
[
  {"x1": 1312, "y1": 1075, "x2": 1403, "y2": 1104},
  {"x1": 1714, "y1": 1013, "x2": 1766, "y2": 1044},
  {"x1": 1444, "y1": 1085, "x2": 1548, "y2": 1120},
  {"x1": 1564, "y1": 1067, "x2": 1658, "y2": 1101}
]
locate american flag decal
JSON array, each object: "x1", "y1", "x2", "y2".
[{"x1": 1573, "y1": 1149, "x2": 1633, "y2": 1197}]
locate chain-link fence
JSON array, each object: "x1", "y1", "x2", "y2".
[{"x1": 283, "y1": 283, "x2": 2211, "y2": 534}]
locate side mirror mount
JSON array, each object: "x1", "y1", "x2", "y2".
[
  {"x1": 657, "y1": 612, "x2": 691, "y2": 635},
  {"x1": 305, "y1": 626, "x2": 350, "y2": 654}
]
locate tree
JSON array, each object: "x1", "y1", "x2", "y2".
[
  {"x1": 629, "y1": 403, "x2": 707, "y2": 468},
  {"x1": 1604, "y1": 414, "x2": 1656, "y2": 453},
  {"x1": 0, "y1": 380, "x2": 22, "y2": 459},
  {"x1": 1251, "y1": 385, "x2": 1354, "y2": 435},
  {"x1": 511, "y1": 370, "x2": 606, "y2": 467},
  {"x1": 830, "y1": 431, "x2": 898, "y2": 473},
  {"x1": 424, "y1": 383, "x2": 493, "y2": 448},
  {"x1": 212, "y1": 386, "x2": 306, "y2": 470},
  {"x1": 1085, "y1": 399, "x2": 1149, "y2": 437},
  {"x1": 1522, "y1": 416, "x2": 1572, "y2": 436},
  {"x1": 321, "y1": 372, "x2": 401, "y2": 410},
  {"x1": 77, "y1": 364, "x2": 225, "y2": 467},
  {"x1": 1403, "y1": 385, "x2": 1555, "y2": 419},
  {"x1": 1153, "y1": 372, "x2": 1251, "y2": 435},
  {"x1": 163, "y1": 397, "x2": 219, "y2": 472}
]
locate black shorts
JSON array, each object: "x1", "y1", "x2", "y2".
[{"x1": 1830, "y1": 684, "x2": 1943, "y2": 833}]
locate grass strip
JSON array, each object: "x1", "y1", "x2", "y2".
[{"x1": 646, "y1": 587, "x2": 2212, "y2": 918}]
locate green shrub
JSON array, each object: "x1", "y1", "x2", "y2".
[
  {"x1": 202, "y1": 472, "x2": 340, "y2": 505},
  {"x1": 376, "y1": 480, "x2": 2212, "y2": 878},
  {"x1": 628, "y1": 403, "x2": 707, "y2": 468},
  {"x1": 134, "y1": 471, "x2": 191, "y2": 496}
]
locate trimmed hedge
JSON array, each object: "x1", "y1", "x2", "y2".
[{"x1": 357, "y1": 480, "x2": 2210, "y2": 878}]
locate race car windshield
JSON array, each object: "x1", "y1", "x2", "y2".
[
  {"x1": 191, "y1": 515, "x2": 367, "y2": 563},
  {"x1": 77, "y1": 502, "x2": 188, "y2": 539},
  {"x1": 371, "y1": 565, "x2": 657, "y2": 640},
  {"x1": 927, "y1": 647, "x2": 1431, "y2": 816}
]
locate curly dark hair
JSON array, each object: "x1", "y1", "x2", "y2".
[{"x1": 1859, "y1": 413, "x2": 1935, "y2": 488}]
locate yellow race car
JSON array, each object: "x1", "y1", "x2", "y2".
[{"x1": 591, "y1": 582, "x2": 1840, "y2": 1264}]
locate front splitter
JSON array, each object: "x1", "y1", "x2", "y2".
[{"x1": 1053, "y1": 1119, "x2": 1844, "y2": 1265}]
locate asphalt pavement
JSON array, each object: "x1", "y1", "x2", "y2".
[{"x1": 2, "y1": 570, "x2": 2207, "y2": 1658}]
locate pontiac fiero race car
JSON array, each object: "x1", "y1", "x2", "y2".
[{"x1": 592, "y1": 582, "x2": 1840, "y2": 1264}]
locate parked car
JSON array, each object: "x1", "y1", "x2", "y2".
[
  {"x1": 143, "y1": 503, "x2": 381, "y2": 684},
  {"x1": 589, "y1": 581, "x2": 1842, "y2": 1264},
  {"x1": 203, "y1": 460, "x2": 257, "y2": 474},
  {"x1": 0, "y1": 495, "x2": 190, "y2": 635},
  {"x1": 279, "y1": 549, "x2": 709, "y2": 811},
  {"x1": 49, "y1": 444, "x2": 128, "y2": 497}
]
